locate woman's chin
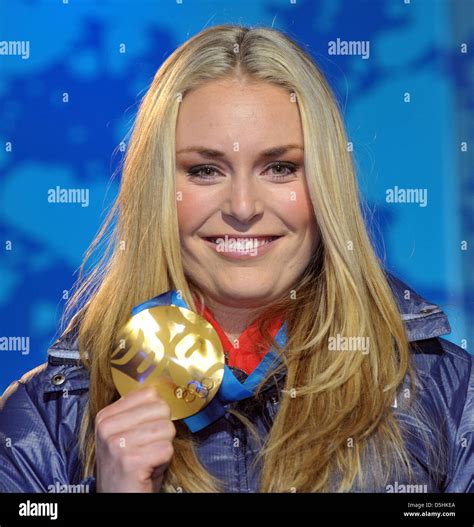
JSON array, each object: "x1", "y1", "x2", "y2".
[{"x1": 209, "y1": 285, "x2": 278, "y2": 307}]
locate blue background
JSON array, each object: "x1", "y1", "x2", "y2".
[{"x1": 1, "y1": 0, "x2": 473, "y2": 393}]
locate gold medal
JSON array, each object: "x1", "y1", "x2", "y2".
[{"x1": 111, "y1": 305, "x2": 225, "y2": 420}]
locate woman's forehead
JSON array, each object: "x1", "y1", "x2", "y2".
[{"x1": 176, "y1": 81, "x2": 303, "y2": 153}]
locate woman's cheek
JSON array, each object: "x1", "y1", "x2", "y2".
[
  {"x1": 176, "y1": 184, "x2": 215, "y2": 235},
  {"x1": 272, "y1": 185, "x2": 314, "y2": 228},
  {"x1": 176, "y1": 183, "x2": 197, "y2": 229}
]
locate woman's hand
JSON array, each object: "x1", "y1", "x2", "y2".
[{"x1": 95, "y1": 386, "x2": 176, "y2": 492}]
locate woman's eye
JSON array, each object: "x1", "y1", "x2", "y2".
[
  {"x1": 186, "y1": 166, "x2": 220, "y2": 180},
  {"x1": 266, "y1": 162, "x2": 299, "y2": 180}
]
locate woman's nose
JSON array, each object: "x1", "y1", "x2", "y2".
[{"x1": 222, "y1": 175, "x2": 264, "y2": 224}]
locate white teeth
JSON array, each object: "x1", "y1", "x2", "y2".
[
  {"x1": 254, "y1": 238, "x2": 273, "y2": 246},
  {"x1": 207, "y1": 237, "x2": 276, "y2": 246}
]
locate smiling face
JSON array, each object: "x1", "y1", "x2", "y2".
[{"x1": 175, "y1": 77, "x2": 319, "y2": 309}]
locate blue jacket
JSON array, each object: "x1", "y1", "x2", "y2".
[{"x1": 0, "y1": 275, "x2": 472, "y2": 493}]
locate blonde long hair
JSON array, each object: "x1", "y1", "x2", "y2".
[{"x1": 63, "y1": 24, "x2": 418, "y2": 492}]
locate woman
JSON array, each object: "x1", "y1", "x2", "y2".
[{"x1": 0, "y1": 24, "x2": 472, "y2": 493}]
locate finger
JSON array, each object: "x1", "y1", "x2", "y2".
[
  {"x1": 108, "y1": 420, "x2": 176, "y2": 450},
  {"x1": 98, "y1": 402, "x2": 173, "y2": 441},
  {"x1": 97, "y1": 385, "x2": 164, "y2": 422},
  {"x1": 138, "y1": 440, "x2": 175, "y2": 473}
]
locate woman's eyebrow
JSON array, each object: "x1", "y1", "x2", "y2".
[{"x1": 176, "y1": 144, "x2": 304, "y2": 159}]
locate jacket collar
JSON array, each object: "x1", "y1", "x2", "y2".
[{"x1": 385, "y1": 273, "x2": 451, "y2": 341}]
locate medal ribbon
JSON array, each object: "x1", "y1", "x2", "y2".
[{"x1": 132, "y1": 290, "x2": 286, "y2": 433}]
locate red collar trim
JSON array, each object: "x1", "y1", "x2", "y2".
[{"x1": 193, "y1": 297, "x2": 284, "y2": 375}]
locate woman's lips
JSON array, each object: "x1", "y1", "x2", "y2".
[{"x1": 201, "y1": 235, "x2": 283, "y2": 259}]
